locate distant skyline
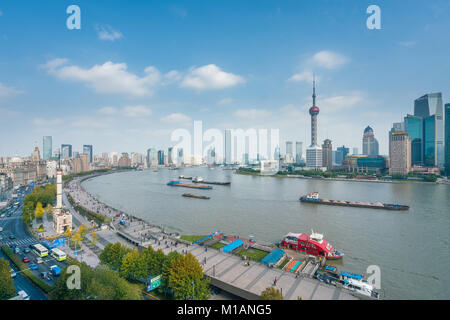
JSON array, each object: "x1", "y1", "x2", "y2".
[{"x1": 1, "y1": 0, "x2": 450, "y2": 156}]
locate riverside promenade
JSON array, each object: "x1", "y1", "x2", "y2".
[{"x1": 65, "y1": 173, "x2": 360, "y2": 300}]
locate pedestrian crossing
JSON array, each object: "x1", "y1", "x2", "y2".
[{"x1": 1, "y1": 237, "x2": 38, "y2": 248}]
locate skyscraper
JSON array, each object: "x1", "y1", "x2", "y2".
[
  {"x1": 285, "y1": 141, "x2": 293, "y2": 163},
  {"x1": 83, "y1": 145, "x2": 93, "y2": 163},
  {"x1": 389, "y1": 132, "x2": 411, "y2": 175},
  {"x1": 445, "y1": 103, "x2": 450, "y2": 175},
  {"x1": 322, "y1": 139, "x2": 333, "y2": 170},
  {"x1": 404, "y1": 114, "x2": 424, "y2": 165},
  {"x1": 306, "y1": 77, "x2": 323, "y2": 169},
  {"x1": 295, "y1": 142, "x2": 303, "y2": 164},
  {"x1": 224, "y1": 129, "x2": 232, "y2": 165},
  {"x1": 61, "y1": 144, "x2": 72, "y2": 160},
  {"x1": 352, "y1": 147, "x2": 358, "y2": 155},
  {"x1": 158, "y1": 150, "x2": 165, "y2": 166},
  {"x1": 414, "y1": 93, "x2": 444, "y2": 168},
  {"x1": 362, "y1": 126, "x2": 379, "y2": 156},
  {"x1": 146, "y1": 148, "x2": 158, "y2": 168},
  {"x1": 43, "y1": 136, "x2": 52, "y2": 161}
]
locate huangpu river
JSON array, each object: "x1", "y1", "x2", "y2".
[{"x1": 82, "y1": 167, "x2": 450, "y2": 300}]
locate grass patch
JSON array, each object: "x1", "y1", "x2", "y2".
[
  {"x1": 179, "y1": 235, "x2": 207, "y2": 243},
  {"x1": 278, "y1": 257, "x2": 289, "y2": 269},
  {"x1": 209, "y1": 242, "x2": 226, "y2": 250},
  {"x1": 1, "y1": 245, "x2": 53, "y2": 294},
  {"x1": 236, "y1": 248, "x2": 269, "y2": 262}
]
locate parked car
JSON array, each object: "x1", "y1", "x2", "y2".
[{"x1": 23, "y1": 257, "x2": 30, "y2": 263}]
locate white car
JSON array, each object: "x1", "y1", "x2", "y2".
[
  {"x1": 10, "y1": 269, "x2": 17, "y2": 278},
  {"x1": 17, "y1": 290, "x2": 30, "y2": 300}
]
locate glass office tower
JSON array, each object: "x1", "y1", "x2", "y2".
[
  {"x1": 61, "y1": 144, "x2": 72, "y2": 159},
  {"x1": 43, "y1": 136, "x2": 52, "y2": 161},
  {"x1": 83, "y1": 145, "x2": 93, "y2": 163},
  {"x1": 404, "y1": 114, "x2": 423, "y2": 165},
  {"x1": 424, "y1": 115, "x2": 436, "y2": 167},
  {"x1": 414, "y1": 93, "x2": 444, "y2": 168},
  {"x1": 445, "y1": 104, "x2": 450, "y2": 175}
]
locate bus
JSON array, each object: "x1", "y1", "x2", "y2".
[
  {"x1": 50, "y1": 248, "x2": 67, "y2": 261},
  {"x1": 32, "y1": 244, "x2": 48, "y2": 258}
]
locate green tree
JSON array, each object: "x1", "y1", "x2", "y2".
[
  {"x1": 99, "y1": 242, "x2": 131, "y2": 271},
  {"x1": 260, "y1": 286, "x2": 283, "y2": 300},
  {"x1": 167, "y1": 253, "x2": 210, "y2": 300},
  {"x1": 52, "y1": 261, "x2": 142, "y2": 300},
  {"x1": 45, "y1": 203, "x2": 53, "y2": 216},
  {"x1": 120, "y1": 249, "x2": 147, "y2": 280},
  {"x1": 0, "y1": 258, "x2": 16, "y2": 300},
  {"x1": 35, "y1": 202, "x2": 45, "y2": 219}
]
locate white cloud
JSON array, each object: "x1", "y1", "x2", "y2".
[
  {"x1": 398, "y1": 41, "x2": 417, "y2": 47},
  {"x1": 98, "y1": 107, "x2": 118, "y2": 115},
  {"x1": 288, "y1": 71, "x2": 321, "y2": 83},
  {"x1": 32, "y1": 117, "x2": 63, "y2": 126},
  {"x1": 122, "y1": 105, "x2": 152, "y2": 117},
  {"x1": 0, "y1": 83, "x2": 23, "y2": 97},
  {"x1": 43, "y1": 59, "x2": 161, "y2": 97},
  {"x1": 160, "y1": 113, "x2": 191, "y2": 124},
  {"x1": 180, "y1": 64, "x2": 245, "y2": 90},
  {"x1": 218, "y1": 98, "x2": 234, "y2": 105},
  {"x1": 319, "y1": 93, "x2": 365, "y2": 113},
  {"x1": 311, "y1": 50, "x2": 349, "y2": 69},
  {"x1": 234, "y1": 109, "x2": 272, "y2": 119},
  {"x1": 164, "y1": 70, "x2": 182, "y2": 83},
  {"x1": 96, "y1": 25, "x2": 123, "y2": 41}
]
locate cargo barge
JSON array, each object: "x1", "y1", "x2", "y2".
[
  {"x1": 167, "y1": 180, "x2": 212, "y2": 189},
  {"x1": 300, "y1": 192, "x2": 409, "y2": 211},
  {"x1": 179, "y1": 176, "x2": 231, "y2": 185},
  {"x1": 182, "y1": 193, "x2": 210, "y2": 200}
]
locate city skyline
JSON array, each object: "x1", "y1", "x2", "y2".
[{"x1": 1, "y1": 1, "x2": 450, "y2": 156}]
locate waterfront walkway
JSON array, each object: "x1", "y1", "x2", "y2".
[
  {"x1": 143, "y1": 239, "x2": 359, "y2": 300},
  {"x1": 65, "y1": 174, "x2": 360, "y2": 300}
]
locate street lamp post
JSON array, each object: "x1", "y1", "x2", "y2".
[{"x1": 192, "y1": 280, "x2": 195, "y2": 300}]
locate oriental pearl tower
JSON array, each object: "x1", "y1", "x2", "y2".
[
  {"x1": 309, "y1": 76, "x2": 320, "y2": 147},
  {"x1": 306, "y1": 75, "x2": 322, "y2": 169}
]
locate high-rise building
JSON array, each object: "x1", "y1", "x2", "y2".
[
  {"x1": 352, "y1": 147, "x2": 358, "y2": 155},
  {"x1": 83, "y1": 145, "x2": 93, "y2": 163},
  {"x1": 306, "y1": 77, "x2": 323, "y2": 169},
  {"x1": 414, "y1": 93, "x2": 444, "y2": 169},
  {"x1": 286, "y1": 141, "x2": 293, "y2": 161},
  {"x1": 389, "y1": 132, "x2": 411, "y2": 175},
  {"x1": 158, "y1": 150, "x2": 165, "y2": 166},
  {"x1": 61, "y1": 144, "x2": 72, "y2": 159},
  {"x1": 146, "y1": 148, "x2": 158, "y2": 168},
  {"x1": 43, "y1": 136, "x2": 52, "y2": 161},
  {"x1": 168, "y1": 147, "x2": 174, "y2": 165},
  {"x1": 362, "y1": 126, "x2": 379, "y2": 156},
  {"x1": 295, "y1": 142, "x2": 303, "y2": 164},
  {"x1": 445, "y1": 103, "x2": 450, "y2": 175},
  {"x1": 224, "y1": 129, "x2": 232, "y2": 165},
  {"x1": 404, "y1": 114, "x2": 423, "y2": 165},
  {"x1": 118, "y1": 153, "x2": 131, "y2": 167},
  {"x1": 274, "y1": 146, "x2": 280, "y2": 160},
  {"x1": 337, "y1": 145, "x2": 349, "y2": 160},
  {"x1": 177, "y1": 148, "x2": 184, "y2": 165},
  {"x1": 322, "y1": 139, "x2": 333, "y2": 170}
]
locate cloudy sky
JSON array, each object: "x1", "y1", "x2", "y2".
[{"x1": 0, "y1": 0, "x2": 449, "y2": 157}]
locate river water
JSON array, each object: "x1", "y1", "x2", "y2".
[{"x1": 82, "y1": 167, "x2": 450, "y2": 300}]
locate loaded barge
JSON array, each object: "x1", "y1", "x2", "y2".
[
  {"x1": 182, "y1": 193, "x2": 210, "y2": 200},
  {"x1": 167, "y1": 180, "x2": 212, "y2": 189},
  {"x1": 300, "y1": 192, "x2": 409, "y2": 211},
  {"x1": 179, "y1": 175, "x2": 231, "y2": 186}
]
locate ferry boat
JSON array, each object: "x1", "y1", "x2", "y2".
[{"x1": 281, "y1": 230, "x2": 344, "y2": 260}]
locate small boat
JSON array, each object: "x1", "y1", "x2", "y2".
[
  {"x1": 182, "y1": 193, "x2": 210, "y2": 200},
  {"x1": 192, "y1": 176, "x2": 204, "y2": 182},
  {"x1": 342, "y1": 278, "x2": 380, "y2": 299}
]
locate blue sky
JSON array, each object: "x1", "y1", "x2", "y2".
[{"x1": 0, "y1": 0, "x2": 449, "y2": 157}]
